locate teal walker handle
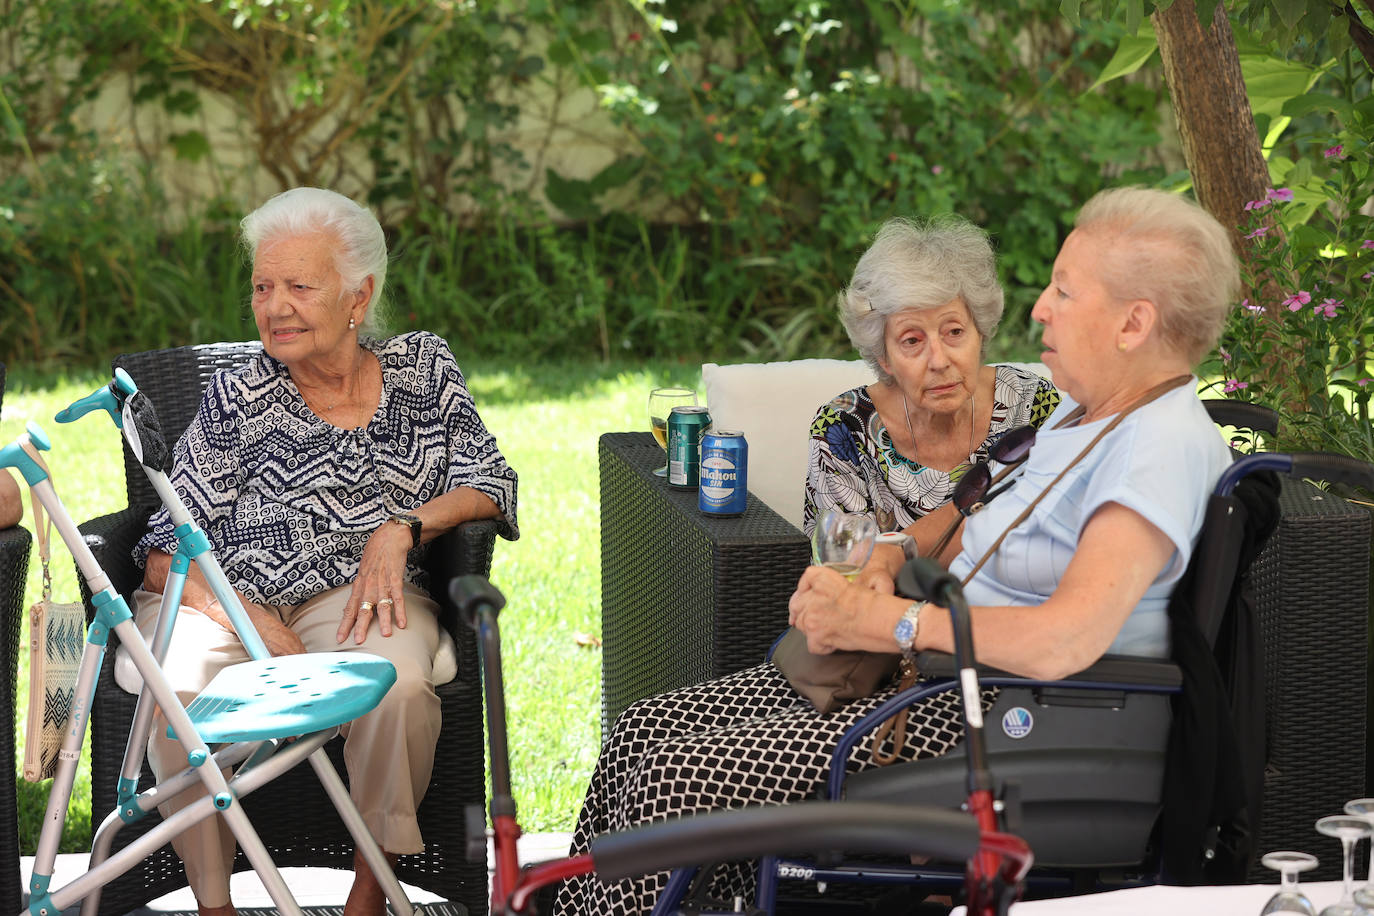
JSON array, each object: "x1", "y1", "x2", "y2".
[
  {"x1": 0, "y1": 421, "x2": 52, "y2": 485},
  {"x1": 55, "y1": 368, "x2": 138, "y2": 428}
]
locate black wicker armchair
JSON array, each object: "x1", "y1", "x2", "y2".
[
  {"x1": 2, "y1": 360, "x2": 33, "y2": 916},
  {"x1": 75, "y1": 343, "x2": 497, "y2": 916}
]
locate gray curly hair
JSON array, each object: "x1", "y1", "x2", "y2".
[
  {"x1": 839, "y1": 216, "x2": 1004, "y2": 384},
  {"x1": 240, "y1": 187, "x2": 390, "y2": 336}
]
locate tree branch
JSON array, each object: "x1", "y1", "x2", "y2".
[{"x1": 1343, "y1": 2, "x2": 1374, "y2": 74}]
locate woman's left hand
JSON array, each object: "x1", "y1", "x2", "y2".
[
  {"x1": 339, "y1": 522, "x2": 412, "y2": 644},
  {"x1": 788, "y1": 566, "x2": 866, "y2": 654}
]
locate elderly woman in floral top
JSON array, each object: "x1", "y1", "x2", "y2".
[
  {"x1": 555, "y1": 215, "x2": 1056, "y2": 916},
  {"x1": 131, "y1": 187, "x2": 517, "y2": 916},
  {"x1": 804, "y1": 215, "x2": 1059, "y2": 587}
]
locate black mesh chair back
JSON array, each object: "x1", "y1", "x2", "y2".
[
  {"x1": 1, "y1": 361, "x2": 32, "y2": 916},
  {"x1": 113, "y1": 342, "x2": 263, "y2": 511}
]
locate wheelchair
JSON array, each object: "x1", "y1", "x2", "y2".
[{"x1": 743, "y1": 448, "x2": 1374, "y2": 911}]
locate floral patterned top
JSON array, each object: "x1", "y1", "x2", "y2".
[
  {"x1": 802, "y1": 364, "x2": 1059, "y2": 536},
  {"x1": 135, "y1": 331, "x2": 519, "y2": 606}
]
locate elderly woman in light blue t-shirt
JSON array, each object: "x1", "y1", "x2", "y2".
[{"x1": 791, "y1": 186, "x2": 1236, "y2": 677}]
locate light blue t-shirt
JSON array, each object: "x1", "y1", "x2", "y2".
[{"x1": 947, "y1": 379, "x2": 1232, "y2": 658}]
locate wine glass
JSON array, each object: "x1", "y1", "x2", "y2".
[
  {"x1": 1258, "y1": 850, "x2": 1318, "y2": 915},
  {"x1": 1344, "y1": 798, "x2": 1374, "y2": 889},
  {"x1": 647, "y1": 387, "x2": 697, "y2": 477},
  {"x1": 1315, "y1": 814, "x2": 1373, "y2": 915},
  {"x1": 811, "y1": 510, "x2": 878, "y2": 579}
]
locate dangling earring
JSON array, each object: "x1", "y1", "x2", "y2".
[{"x1": 349, "y1": 317, "x2": 357, "y2": 330}]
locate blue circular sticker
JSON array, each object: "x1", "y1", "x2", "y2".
[{"x1": 1001, "y1": 707, "x2": 1034, "y2": 740}]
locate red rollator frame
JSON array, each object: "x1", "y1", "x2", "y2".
[{"x1": 450, "y1": 562, "x2": 1032, "y2": 916}]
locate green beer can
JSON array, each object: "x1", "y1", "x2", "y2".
[{"x1": 668, "y1": 406, "x2": 711, "y2": 489}]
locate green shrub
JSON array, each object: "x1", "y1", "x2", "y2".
[{"x1": 0, "y1": 0, "x2": 1170, "y2": 367}]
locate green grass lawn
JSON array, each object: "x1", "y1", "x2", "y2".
[{"x1": 4, "y1": 356, "x2": 703, "y2": 852}]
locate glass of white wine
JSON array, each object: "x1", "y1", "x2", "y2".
[
  {"x1": 811, "y1": 509, "x2": 878, "y2": 580},
  {"x1": 647, "y1": 386, "x2": 697, "y2": 478}
]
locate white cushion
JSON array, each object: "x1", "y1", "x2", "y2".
[
  {"x1": 702, "y1": 359, "x2": 1053, "y2": 530},
  {"x1": 703, "y1": 359, "x2": 876, "y2": 529}
]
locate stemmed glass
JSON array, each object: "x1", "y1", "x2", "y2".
[
  {"x1": 811, "y1": 509, "x2": 878, "y2": 580},
  {"x1": 1315, "y1": 814, "x2": 1373, "y2": 915},
  {"x1": 647, "y1": 387, "x2": 697, "y2": 478},
  {"x1": 1258, "y1": 851, "x2": 1319, "y2": 915},
  {"x1": 1344, "y1": 799, "x2": 1374, "y2": 883}
]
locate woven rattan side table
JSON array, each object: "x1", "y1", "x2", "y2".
[
  {"x1": 599, "y1": 432, "x2": 809, "y2": 731},
  {"x1": 1247, "y1": 474, "x2": 1371, "y2": 881}
]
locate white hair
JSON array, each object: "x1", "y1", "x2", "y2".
[
  {"x1": 838, "y1": 216, "x2": 1004, "y2": 383},
  {"x1": 1075, "y1": 187, "x2": 1238, "y2": 364},
  {"x1": 240, "y1": 187, "x2": 390, "y2": 335}
]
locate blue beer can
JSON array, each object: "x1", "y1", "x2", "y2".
[{"x1": 698, "y1": 430, "x2": 748, "y2": 517}]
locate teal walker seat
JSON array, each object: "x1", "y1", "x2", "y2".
[{"x1": 179, "y1": 652, "x2": 397, "y2": 743}]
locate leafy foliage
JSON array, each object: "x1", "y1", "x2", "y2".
[
  {"x1": 2, "y1": 0, "x2": 1169, "y2": 368},
  {"x1": 1207, "y1": 89, "x2": 1374, "y2": 460}
]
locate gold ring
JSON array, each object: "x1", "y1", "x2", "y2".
[
  {"x1": 378, "y1": 597, "x2": 394, "y2": 607},
  {"x1": 359, "y1": 601, "x2": 375, "y2": 613}
]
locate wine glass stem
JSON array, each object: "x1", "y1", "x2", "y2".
[
  {"x1": 1343, "y1": 836, "x2": 1358, "y2": 903},
  {"x1": 1281, "y1": 865, "x2": 1298, "y2": 894}
]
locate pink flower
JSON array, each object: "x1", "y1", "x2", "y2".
[
  {"x1": 1266, "y1": 187, "x2": 1294, "y2": 203},
  {"x1": 1364, "y1": 272, "x2": 1374, "y2": 281},
  {"x1": 1314, "y1": 298, "x2": 1340, "y2": 319},
  {"x1": 1244, "y1": 199, "x2": 1270, "y2": 211},
  {"x1": 1360, "y1": 379, "x2": 1371, "y2": 387},
  {"x1": 1246, "y1": 226, "x2": 1268, "y2": 240},
  {"x1": 931, "y1": 165, "x2": 943, "y2": 175},
  {"x1": 1223, "y1": 379, "x2": 1249, "y2": 393},
  {"x1": 701, "y1": 80, "x2": 713, "y2": 92},
  {"x1": 1325, "y1": 144, "x2": 1345, "y2": 159},
  {"x1": 1362, "y1": 240, "x2": 1374, "y2": 250},
  {"x1": 1283, "y1": 290, "x2": 1312, "y2": 311},
  {"x1": 1220, "y1": 346, "x2": 1232, "y2": 363},
  {"x1": 1244, "y1": 299, "x2": 1264, "y2": 314}
]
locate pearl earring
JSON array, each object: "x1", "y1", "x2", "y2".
[{"x1": 349, "y1": 317, "x2": 356, "y2": 330}]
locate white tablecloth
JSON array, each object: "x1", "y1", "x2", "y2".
[{"x1": 952, "y1": 879, "x2": 1347, "y2": 914}]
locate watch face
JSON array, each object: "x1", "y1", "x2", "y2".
[{"x1": 894, "y1": 617, "x2": 915, "y2": 648}]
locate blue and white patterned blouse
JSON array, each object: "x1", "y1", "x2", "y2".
[
  {"x1": 803, "y1": 364, "x2": 1059, "y2": 536},
  {"x1": 136, "y1": 331, "x2": 519, "y2": 606}
]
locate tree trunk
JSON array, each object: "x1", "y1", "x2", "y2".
[{"x1": 1152, "y1": 0, "x2": 1271, "y2": 261}]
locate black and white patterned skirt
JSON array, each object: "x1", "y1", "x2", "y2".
[{"x1": 553, "y1": 660, "x2": 994, "y2": 916}]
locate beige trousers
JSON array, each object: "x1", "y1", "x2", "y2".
[{"x1": 133, "y1": 582, "x2": 442, "y2": 906}]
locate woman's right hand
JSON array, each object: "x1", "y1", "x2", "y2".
[{"x1": 144, "y1": 549, "x2": 304, "y2": 656}]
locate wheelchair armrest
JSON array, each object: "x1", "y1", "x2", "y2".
[{"x1": 914, "y1": 650, "x2": 1182, "y2": 689}]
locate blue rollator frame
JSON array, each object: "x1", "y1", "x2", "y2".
[{"x1": 5, "y1": 370, "x2": 415, "y2": 916}]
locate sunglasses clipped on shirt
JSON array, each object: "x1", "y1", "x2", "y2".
[{"x1": 929, "y1": 425, "x2": 1036, "y2": 558}]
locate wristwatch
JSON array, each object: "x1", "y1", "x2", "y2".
[
  {"x1": 875, "y1": 531, "x2": 918, "y2": 561},
  {"x1": 387, "y1": 513, "x2": 422, "y2": 549},
  {"x1": 893, "y1": 600, "x2": 927, "y2": 663}
]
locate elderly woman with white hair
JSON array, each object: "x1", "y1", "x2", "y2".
[
  {"x1": 557, "y1": 189, "x2": 1239, "y2": 916},
  {"x1": 132, "y1": 187, "x2": 518, "y2": 916}
]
